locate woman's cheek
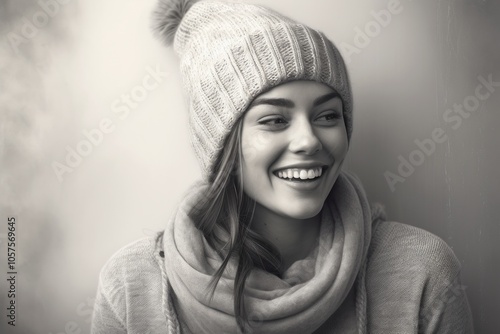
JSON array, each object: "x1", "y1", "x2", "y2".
[
  {"x1": 333, "y1": 132, "x2": 349, "y2": 158},
  {"x1": 319, "y1": 128, "x2": 348, "y2": 159},
  {"x1": 241, "y1": 131, "x2": 258, "y2": 164},
  {"x1": 242, "y1": 130, "x2": 278, "y2": 165}
]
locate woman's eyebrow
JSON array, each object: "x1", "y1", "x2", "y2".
[
  {"x1": 249, "y1": 98, "x2": 294, "y2": 108},
  {"x1": 249, "y1": 92, "x2": 340, "y2": 109},
  {"x1": 313, "y1": 92, "x2": 341, "y2": 107}
]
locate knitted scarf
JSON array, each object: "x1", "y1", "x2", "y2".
[{"x1": 160, "y1": 171, "x2": 375, "y2": 334}]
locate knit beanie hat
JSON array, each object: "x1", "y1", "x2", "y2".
[{"x1": 153, "y1": 0, "x2": 352, "y2": 180}]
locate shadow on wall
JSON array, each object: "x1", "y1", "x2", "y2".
[
  {"x1": 0, "y1": 0, "x2": 95, "y2": 333},
  {"x1": 345, "y1": 1, "x2": 500, "y2": 333}
]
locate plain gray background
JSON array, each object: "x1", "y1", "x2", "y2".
[{"x1": 0, "y1": 0, "x2": 498, "y2": 333}]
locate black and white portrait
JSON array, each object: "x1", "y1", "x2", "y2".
[{"x1": 1, "y1": 0, "x2": 498, "y2": 333}]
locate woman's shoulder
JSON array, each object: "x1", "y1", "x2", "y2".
[
  {"x1": 92, "y1": 235, "x2": 168, "y2": 332},
  {"x1": 97, "y1": 235, "x2": 162, "y2": 289},
  {"x1": 364, "y1": 223, "x2": 473, "y2": 332},
  {"x1": 367, "y1": 220, "x2": 462, "y2": 280}
]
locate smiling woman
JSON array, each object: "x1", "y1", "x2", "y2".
[
  {"x1": 90, "y1": 0, "x2": 474, "y2": 333},
  {"x1": 241, "y1": 81, "x2": 349, "y2": 272}
]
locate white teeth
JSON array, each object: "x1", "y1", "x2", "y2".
[{"x1": 275, "y1": 167, "x2": 324, "y2": 180}]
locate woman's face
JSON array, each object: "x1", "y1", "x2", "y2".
[{"x1": 241, "y1": 80, "x2": 349, "y2": 220}]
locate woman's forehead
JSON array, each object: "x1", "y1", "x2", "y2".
[
  {"x1": 257, "y1": 80, "x2": 336, "y2": 99},
  {"x1": 246, "y1": 81, "x2": 342, "y2": 115}
]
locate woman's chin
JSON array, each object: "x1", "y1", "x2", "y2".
[{"x1": 277, "y1": 203, "x2": 324, "y2": 220}]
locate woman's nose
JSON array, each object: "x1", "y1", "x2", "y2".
[{"x1": 288, "y1": 119, "x2": 322, "y2": 155}]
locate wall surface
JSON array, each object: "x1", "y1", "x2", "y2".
[{"x1": 0, "y1": 0, "x2": 498, "y2": 333}]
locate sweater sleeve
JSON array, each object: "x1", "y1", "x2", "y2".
[
  {"x1": 91, "y1": 282, "x2": 126, "y2": 333},
  {"x1": 91, "y1": 256, "x2": 127, "y2": 334},
  {"x1": 418, "y1": 273, "x2": 474, "y2": 334},
  {"x1": 418, "y1": 241, "x2": 474, "y2": 334}
]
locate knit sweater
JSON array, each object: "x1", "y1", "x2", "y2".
[{"x1": 91, "y1": 220, "x2": 474, "y2": 333}]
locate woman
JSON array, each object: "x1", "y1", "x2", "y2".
[{"x1": 91, "y1": 0, "x2": 474, "y2": 333}]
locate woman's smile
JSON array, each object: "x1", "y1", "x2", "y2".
[{"x1": 272, "y1": 165, "x2": 329, "y2": 193}]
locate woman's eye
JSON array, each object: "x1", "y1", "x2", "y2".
[
  {"x1": 258, "y1": 117, "x2": 288, "y2": 129},
  {"x1": 316, "y1": 111, "x2": 341, "y2": 122}
]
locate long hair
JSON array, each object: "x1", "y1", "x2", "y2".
[{"x1": 188, "y1": 117, "x2": 282, "y2": 332}]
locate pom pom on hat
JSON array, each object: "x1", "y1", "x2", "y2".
[{"x1": 152, "y1": 0, "x2": 200, "y2": 46}]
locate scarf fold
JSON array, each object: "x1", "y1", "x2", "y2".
[{"x1": 162, "y1": 170, "x2": 373, "y2": 334}]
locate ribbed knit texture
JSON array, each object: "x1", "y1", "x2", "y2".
[{"x1": 167, "y1": 0, "x2": 352, "y2": 179}]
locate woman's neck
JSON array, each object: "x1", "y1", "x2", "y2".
[{"x1": 250, "y1": 203, "x2": 322, "y2": 273}]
